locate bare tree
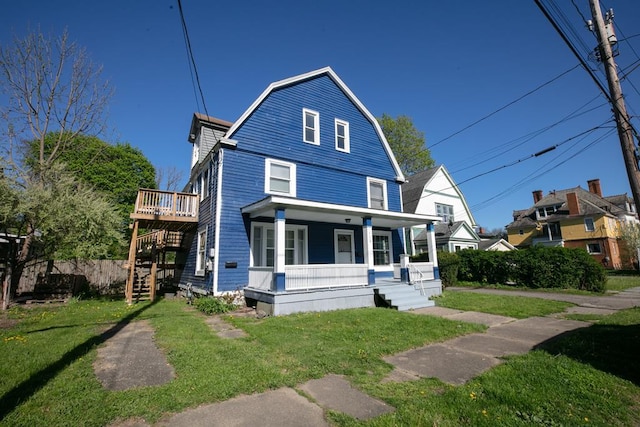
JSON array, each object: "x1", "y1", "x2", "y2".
[
  {"x1": 0, "y1": 29, "x2": 115, "y2": 308},
  {"x1": 156, "y1": 166, "x2": 185, "y2": 192}
]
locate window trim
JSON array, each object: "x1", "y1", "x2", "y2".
[
  {"x1": 303, "y1": 108, "x2": 320, "y2": 145},
  {"x1": 372, "y1": 230, "x2": 393, "y2": 270},
  {"x1": 367, "y1": 177, "x2": 388, "y2": 210},
  {"x1": 586, "y1": 242, "x2": 602, "y2": 254},
  {"x1": 335, "y1": 118, "x2": 350, "y2": 153},
  {"x1": 584, "y1": 217, "x2": 595, "y2": 232},
  {"x1": 196, "y1": 227, "x2": 208, "y2": 276},
  {"x1": 250, "y1": 223, "x2": 308, "y2": 267},
  {"x1": 265, "y1": 158, "x2": 297, "y2": 197}
]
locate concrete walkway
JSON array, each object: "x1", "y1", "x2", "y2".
[{"x1": 106, "y1": 287, "x2": 640, "y2": 426}]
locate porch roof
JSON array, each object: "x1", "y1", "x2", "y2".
[{"x1": 241, "y1": 196, "x2": 441, "y2": 229}]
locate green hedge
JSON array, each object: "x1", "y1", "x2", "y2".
[
  {"x1": 456, "y1": 246, "x2": 606, "y2": 292},
  {"x1": 437, "y1": 251, "x2": 460, "y2": 287}
]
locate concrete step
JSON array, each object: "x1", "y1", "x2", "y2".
[
  {"x1": 374, "y1": 284, "x2": 434, "y2": 311},
  {"x1": 395, "y1": 300, "x2": 435, "y2": 311}
]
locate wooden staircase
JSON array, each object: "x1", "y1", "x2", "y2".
[{"x1": 125, "y1": 189, "x2": 199, "y2": 304}]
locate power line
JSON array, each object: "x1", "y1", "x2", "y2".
[
  {"x1": 177, "y1": 0, "x2": 210, "y2": 118},
  {"x1": 429, "y1": 64, "x2": 580, "y2": 149}
]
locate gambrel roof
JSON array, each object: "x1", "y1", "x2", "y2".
[{"x1": 223, "y1": 66, "x2": 405, "y2": 183}]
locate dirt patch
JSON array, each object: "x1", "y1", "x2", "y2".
[{"x1": 0, "y1": 317, "x2": 19, "y2": 329}]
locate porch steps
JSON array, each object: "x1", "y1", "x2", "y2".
[{"x1": 374, "y1": 282, "x2": 435, "y2": 311}]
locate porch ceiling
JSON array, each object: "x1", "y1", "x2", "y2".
[{"x1": 242, "y1": 196, "x2": 441, "y2": 229}]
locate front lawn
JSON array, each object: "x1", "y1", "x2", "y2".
[{"x1": 1, "y1": 297, "x2": 638, "y2": 426}]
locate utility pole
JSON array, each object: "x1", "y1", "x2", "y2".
[{"x1": 589, "y1": 0, "x2": 640, "y2": 212}]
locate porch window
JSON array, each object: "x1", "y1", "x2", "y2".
[
  {"x1": 335, "y1": 119, "x2": 350, "y2": 152},
  {"x1": 196, "y1": 228, "x2": 207, "y2": 276},
  {"x1": 436, "y1": 203, "x2": 454, "y2": 223},
  {"x1": 251, "y1": 223, "x2": 307, "y2": 267},
  {"x1": 265, "y1": 159, "x2": 296, "y2": 197},
  {"x1": 372, "y1": 231, "x2": 392, "y2": 266},
  {"x1": 303, "y1": 108, "x2": 319, "y2": 145},
  {"x1": 367, "y1": 178, "x2": 387, "y2": 210}
]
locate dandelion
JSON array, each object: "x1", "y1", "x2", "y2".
[
  {"x1": 482, "y1": 409, "x2": 488, "y2": 417},
  {"x1": 470, "y1": 392, "x2": 477, "y2": 400},
  {"x1": 584, "y1": 417, "x2": 589, "y2": 422}
]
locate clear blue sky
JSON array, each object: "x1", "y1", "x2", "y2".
[{"x1": 2, "y1": 0, "x2": 640, "y2": 231}]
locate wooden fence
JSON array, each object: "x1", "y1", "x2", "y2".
[{"x1": 17, "y1": 259, "x2": 128, "y2": 297}]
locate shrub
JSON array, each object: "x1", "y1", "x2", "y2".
[
  {"x1": 437, "y1": 251, "x2": 460, "y2": 287},
  {"x1": 193, "y1": 296, "x2": 235, "y2": 315}
]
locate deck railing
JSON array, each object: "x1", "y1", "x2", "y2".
[
  {"x1": 136, "y1": 230, "x2": 184, "y2": 253},
  {"x1": 248, "y1": 264, "x2": 369, "y2": 291},
  {"x1": 133, "y1": 189, "x2": 199, "y2": 219}
]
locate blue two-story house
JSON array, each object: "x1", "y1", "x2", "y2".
[{"x1": 180, "y1": 67, "x2": 441, "y2": 315}]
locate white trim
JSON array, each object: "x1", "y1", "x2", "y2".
[
  {"x1": 367, "y1": 177, "x2": 388, "y2": 210},
  {"x1": 212, "y1": 151, "x2": 224, "y2": 294},
  {"x1": 584, "y1": 217, "x2": 595, "y2": 232},
  {"x1": 251, "y1": 222, "x2": 308, "y2": 267},
  {"x1": 224, "y1": 67, "x2": 405, "y2": 182},
  {"x1": 265, "y1": 158, "x2": 297, "y2": 197},
  {"x1": 303, "y1": 108, "x2": 320, "y2": 145},
  {"x1": 334, "y1": 118, "x2": 350, "y2": 153},
  {"x1": 372, "y1": 230, "x2": 393, "y2": 271},
  {"x1": 196, "y1": 226, "x2": 207, "y2": 277},
  {"x1": 334, "y1": 229, "x2": 355, "y2": 264}
]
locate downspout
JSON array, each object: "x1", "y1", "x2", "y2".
[{"x1": 212, "y1": 149, "x2": 224, "y2": 295}]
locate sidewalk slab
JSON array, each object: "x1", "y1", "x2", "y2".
[
  {"x1": 444, "y1": 311, "x2": 516, "y2": 327},
  {"x1": 486, "y1": 317, "x2": 589, "y2": 345},
  {"x1": 563, "y1": 306, "x2": 617, "y2": 316},
  {"x1": 445, "y1": 333, "x2": 534, "y2": 357},
  {"x1": 204, "y1": 316, "x2": 248, "y2": 339},
  {"x1": 412, "y1": 306, "x2": 463, "y2": 316},
  {"x1": 156, "y1": 388, "x2": 329, "y2": 427},
  {"x1": 383, "y1": 344, "x2": 501, "y2": 385},
  {"x1": 298, "y1": 374, "x2": 394, "y2": 420},
  {"x1": 94, "y1": 320, "x2": 175, "y2": 391}
]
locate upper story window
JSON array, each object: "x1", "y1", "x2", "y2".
[
  {"x1": 265, "y1": 159, "x2": 296, "y2": 197},
  {"x1": 367, "y1": 177, "x2": 387, "y2": 210},
  {"x1": 303, "y1": 108, "x2": 319, "y2": 145},
  {"x1": 201, "y1": 168, "x2": 209, "y2": 200},
  {"x1": 436, "y1": 203, "x2": 454, "y2": 223},
  {"x1": 196, "y1": 227, "x2": 207, "y2": 276},
  {"x1": 537, "y1": 205, "x2": 558, "y2": 219},
  {"x1": 335, "y1": 119, "x2": 350, "y2": 152},
  {"x1": 584, "y1": 217, "x2": 595, "y2": 232}
]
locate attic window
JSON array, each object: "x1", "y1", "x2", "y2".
[
  {"x1": 335, "y1": 119, "x2": 350, "y2": 152},
  {"x1": 537, "y1": 205, "x2": 558, "y2": 219},
  {"x1": 303, "y1": 109, "x2": 319, "y2": 145}
]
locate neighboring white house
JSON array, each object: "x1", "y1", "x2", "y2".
[{"x1": 402, "y1": 165, "x2": 479, "y2": 255}]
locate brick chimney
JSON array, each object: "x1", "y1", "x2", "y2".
[
  {"x1": 587, "y1": 179, "x2": 602, "y2": 197},
  {"x1": 533, "y1": 190, "x2": 543, "y2": 203},
  {"x1": 566, "y1": 192, "x2": 580, "y2": 215}
]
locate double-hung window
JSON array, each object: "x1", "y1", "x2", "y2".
[
  {"x1": 436, "y1": 203, "x2": 454, "y2": 223},
  {"x1": 584, "y1": 218, "x2": 595, "y2": 232},
  {"x1": 303, "y1": 109, "x2": 319, "y2": 145},
  {"x1": 335, "y1": 119, "x2": 350, "y2": 152},
  {"x1": 251, "y1": 224, "x2": 307, "y2": 266},
  {"x1": 367, "y1": 178, "x2": 387, "y2": 210},
  {"x1": 265, "y1": 159, "x2": 296, "y2": 197},
  {"x1": 372, "y1": 231, "x2": 392, "y2": 266},
  {"x1": 196, "y1": 228, "x2": 207, "y2": 276}
]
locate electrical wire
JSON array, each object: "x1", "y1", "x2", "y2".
[
  {"x1": 177, "y1": 0, "x2": 210, "y2": 118},
  {"x1": 429, "y1": 64, "x2": 581, "y2": 149}
]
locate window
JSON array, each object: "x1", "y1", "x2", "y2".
[
  {"x1": 518, "y1": 229, "x2": 524, "y2": 235},
  {"x1": 303, "y1": 109, "x2": 319, "y2": 145},
  {"x1": 196, "y1": 228, "x2": 207, "y2": 276},
  {"x1": 251, "y1": 224, "x2": 307, "y2": 266},
  {"x1": 367, "y1": 178, "x2": 387, "y2": 210},
  {"x1": 335, "y1": 119, "x2": 350, "y2": 152},
  {"x1": 373, "y1": 231, "x2": 392, "y2": 266},
  {"x1": 587, "y1": 243, "x2": 602, "y2": 254},
  {"x1": 436, "y1": 203, "x2": 454, "y2": 223},
  {"x1": 584, "y1": 217, "x2": 595, "y2": 232},
  {"x1": 201, "y1": 168, "x2": 209, "y2": 199},
  {"x1": 537, "y1": 205, "x2": 558, "y2": 219},
  {"x1": 265, "y1": 159, "x2": 296, "y2": 196}
]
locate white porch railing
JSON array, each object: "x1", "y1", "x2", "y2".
[
  {"x1": 393, "y1": 262, "x2": 435, "y2": 282},
  {"x1": 248, "y1": 264, "x2": 369, "y2": 291}
]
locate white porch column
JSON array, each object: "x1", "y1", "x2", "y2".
[
  {"x1": 426, "y1": 222, "x2": 439, "y2": 279},
  {"x1": 274, "y1": 208, "x2": 286, "y2": 292},
  {"x1": 363, "y1": 216, "x2": 375, "y2": 285}
]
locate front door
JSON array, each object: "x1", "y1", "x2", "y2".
[{"x1": 335, "y1": 230, "x2": 355, "y2": 264}]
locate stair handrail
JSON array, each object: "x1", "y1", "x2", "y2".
[{"x1": 408, "y1": 263, "x2": 426, "y2": 296}]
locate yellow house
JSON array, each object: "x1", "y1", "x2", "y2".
[{"x1": 506, "y1": 179, "x2": 638, "y2": 269}]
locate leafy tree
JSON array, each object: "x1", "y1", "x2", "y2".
[
  {"x1": 377, "y1": 113, "x2": 435, "y2": 175},
  {"x1": 26, "y1": 133, "x2": 156, "y2": 222},
  {"x1": 618, "y1": 222, "x2": 640, "y2": 269},
  {"x1": 0, "y1": 29, "x2": 116, "y2": 308}
]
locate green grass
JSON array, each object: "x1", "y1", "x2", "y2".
[
  {"x1": 605, "y1": 275, "x2": 640, "y2": 292},
  {"x1": 433, "y1": 291, "x2": 574, "y2": 318},
  {"x1": 1, "y1": 297, "x2": 639, "y2": 426}
]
